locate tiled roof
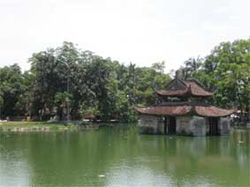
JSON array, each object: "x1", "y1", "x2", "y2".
[
  {"x1": 136, "y1": 105, "x2": 234, "y2": 117},
  {"x1": 184, "y1": 80, "x2": 213, "y2": 96},
  {"x1": 136, "y1": 105, "x2": 192, "y2": 116},
  {"x1": 155, "y1": 79, "x2": 213, "y2": 97},
  {"x1": 195, "y1": 106, "x2": 234, "y2": 117},
  {"x1": 155, "y1": 89, "x2": 188, "y2": 96}
]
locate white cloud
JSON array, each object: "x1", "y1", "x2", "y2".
[
  {"x1": 214, "y1": 6, "x2": 230, "y2": 14},
  {"x1": 0, "y1": 0, "x2": 250, "y2": 72}
]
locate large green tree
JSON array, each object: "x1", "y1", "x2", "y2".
[
  {"x1": 1, "y1": 42, "x2": 171, "y2": 122},
  {"x1": 0, "y1": 64, "x2": 26, "y2": 117},
  {"x1": 29, "y1": 42, "x2": 89, "y2": 120},
  {"x1": 180, "y1": 39, "x2": 250, "y2": 120}
]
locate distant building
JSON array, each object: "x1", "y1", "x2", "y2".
[{"x1": 136, "y1": 76, "x2": 234, "y2": 136}]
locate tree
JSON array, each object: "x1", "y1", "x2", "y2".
[
  {"x1": 151, "y1": 61, "x2": 165, "y2": 74},
  {"x1": 1, "y1": 41, "x2": 172, "y2": 122},
  {"x1": 204, "y1": 39, "x2": 250, "y2": 114},
  {"x1": 29, "y1": 42, "x2": 89, "y2": 120},
  {"x1": 180, "y1": 57, "x2": 203, "y2": 79},
  {"x1": 179, "y1": 39, "x2": 250, "y2": 122},
  {"x1": 0, "y1": 64, "x2": 26, "y2": 117}
]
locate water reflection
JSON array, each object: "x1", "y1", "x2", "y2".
[
  {"x1": 0, "y1": 134, "x2": 31, "y2": 186},
  {"x1": 0, "y1": 126, "x2": 249, "y2": 186}
]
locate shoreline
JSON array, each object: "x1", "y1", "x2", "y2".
[{"x1": 0, "y1": 121, "x2": 99, "y2": 132}]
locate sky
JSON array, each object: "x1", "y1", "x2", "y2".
[{"x1": 0, "y1": 0, "x2": 250, "y2": 72}]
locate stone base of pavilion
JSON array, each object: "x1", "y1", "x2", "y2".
[{"x1": 138, "y1": 115, "x2": 231, "y2": 136}]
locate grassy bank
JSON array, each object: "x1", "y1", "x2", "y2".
[{"x1": 0, "y1": 121, "x2": 98, "y2": 132}]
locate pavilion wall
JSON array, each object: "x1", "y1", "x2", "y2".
[
  {"x1": 138, "y1": 114, "x2": 231, "y2": 136},
  {"x1": 204, "y1": 117, "x2": 231, "y2": 135},
  {"x1": 138, "y1": 115, "x2": 164, "y2": 134},
  {"x1": 219, "y1": 117, "x2": 231, "y2": 135},
  {"x1": 176, "y1": 116, "x2": 206, "y2": 136}
]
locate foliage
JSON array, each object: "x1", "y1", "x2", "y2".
[
  {"x1": 0, "y1": 64, "x2": 26, "y2": 117},
  {"x1": 180, "y1": 39, "x2": 250, "y2": 117},
  {"x1": 2, "y1": 38, "x2": 249, "y2": 122},
  {"x1": 151, "y1": 61, "x2": 166, "y2": 73},
  {"x1": 0, "y1": 42, "x2": 170, "y2": 122}
]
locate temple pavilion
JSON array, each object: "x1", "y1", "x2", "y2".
[{"x1": 136, "y1": 75, "x2": 234, "y2": 136}]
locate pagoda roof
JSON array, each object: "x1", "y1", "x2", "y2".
[
  {"x1": 136, "y1": 105, "x2": 192, "y2": 116},
  {"x1": 136, "y1": 104, "x2": 234, "y2": 117},
  {"x1": 155, "y1": 79, "x2": 213, "y2": 97}
]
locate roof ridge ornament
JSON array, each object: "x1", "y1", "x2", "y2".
[
  {"x1": 187, "y1": 83, "x2": 192, "y2": 95},
  {"x1": 175, "y1": 70, "x2": 183, "y2": 80}
]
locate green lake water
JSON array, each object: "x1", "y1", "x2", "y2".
[{"x1": 0, "y1": 125, "x2": 249, "y2": 187}]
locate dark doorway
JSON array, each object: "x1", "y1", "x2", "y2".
[
  {"x1": 168, "y1": 116, "x2": 176, "y2": 135},
  {"x1": 164, "y1": 117, "x2": 168, "y2": 134},
  {"x1": 209, "y1": 117, "x2": 219, "y2": 135}
]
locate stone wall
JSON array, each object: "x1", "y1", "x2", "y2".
[
  {"x1": 138, "y1": 115, "x2": 164, "y2": 134},
  {"x1": 138, "y1": 114, "x2": 230, "y2": 136},
  {"x1": 191, "y1": 116, "x2": 206, "y2": 136},
  {"x1": 219, "y1": 117, "x2": 231, "y2": 135},
  {"x1": 176, "y1": 116, "x2": 192, "y2": 135},
  {"x1": 176, "y1": 116, "x2": 206, "y2": 136},
  {"x1": 205, "y1": 118, "x2": 210, "y2": 135},
  {"x1": 247, "y1": 122, "x2": 250, "y2": 128},
  {"x1": 204, "y1": 117, "x2": 231, "y2": 135}
]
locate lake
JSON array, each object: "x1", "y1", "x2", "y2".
[{"x1": 0, "y1": 125, "x2": 249, "y2": 186}]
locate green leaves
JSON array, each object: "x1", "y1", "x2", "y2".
[
  {"x1": 0, "y1": 64, "x2": 26, "y2": 116},
  {"x1": 180, "y1": 38, "x2": 250, "y2": 116}
]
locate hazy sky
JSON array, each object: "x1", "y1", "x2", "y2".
[{"x1": 0, "y1": 0, "x2": 250, "y2": 72}]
